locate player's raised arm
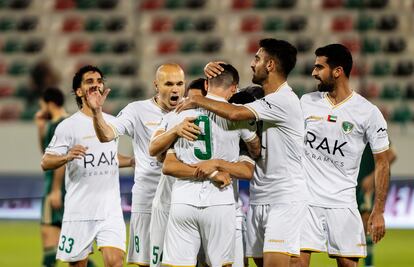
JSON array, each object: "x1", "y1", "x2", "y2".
[
  {"x1": 368, "y1": 150, "x2": 390, "y2": 243},
  {"x1": 85, "y1": 87, "x2": 117, "y2": 142},
  {"x1": 41, "y1": 144, "x2": 87, "y2": 170}
]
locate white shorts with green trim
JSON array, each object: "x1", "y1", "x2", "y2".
[
  {"x1": 245, "y1": 201, "x2": 307, "y2": 258},
  {"x1": 300, "y1": 205, "x2": 367, "y2": 258},
  {"x1": 150, "y1": 206, "x2": 170, "y2": 267},
  {"x1": 163, "y1": 204, "x2": 236, "y2": 267},
  {"x1": 56, "y1": 216, "x2": 126, "y2": 262},
  {"x1": 127, "y1": 211, "x2": 152, "y2": 265}
]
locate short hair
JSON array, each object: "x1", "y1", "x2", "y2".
[
  {"x1": 208, "y1": 63, "x2": 239, "y2": 89},
  {"x1": 72, "y1": 65, "x2": 104, "y2": 108},
  {"x1": 259, "y1": 38, "x2": 297, "y2": 78},
  {"x1": 185, "y1": 78, "x2": 207, "y2": 97},
  {"x1": 42, "y1": 87, "x2": 65, "y2": 107},
  {"x1": 315, "y1": 44, "x2": 353, "y2": 78},
  {"x1": 228, "y1": 85, "x2": 264, "y2": 104}
]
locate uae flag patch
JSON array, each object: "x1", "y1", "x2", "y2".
[{"x1": 327, "y1": 115, "x2": 337, "y2": 122}]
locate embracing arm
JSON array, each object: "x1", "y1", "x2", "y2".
[
  {"x1": 192, "y1": 157, "x2": 255, "y2": 180},
  {"x1": 162, "y1": 152, "x2": 197, "y2": 178},
  {"x1": 118, "y1": 154, "x2": 135, "y2": 168},
  {"x1": 245, "y1": 135, "x2": 261, "y2": 159},
  {"x1": 178, "y1": 95, "x2": 255, "y2": 121},
  {"x1": 368, "y1": 151, "x2": 390, "y2": 243},
  {"x1": 149, "y1": 117, "x2": 200, "y2": 157}
]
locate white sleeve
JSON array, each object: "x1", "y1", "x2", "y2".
[
  {"x1": 45, "y1": 123, "x2": 71, "y2": 156},
  {"x1": 238, "y1": 120, "x2": 257, "y2": 142},
  {"x1": 365, "y1": 106, "x2": 389, "y2": 154},
  {"x1": 111, "y1": 103, "x2": 136, "y2": 138},
  {"x1": 245, "y1": 94, "x2": 287, "y2": 123},
  {"x1": 238, "y1": 155, "x2": 255, "y2": 166},
  {"x1": 150, "y1": 112, "x2": 174, "y2": 141}
]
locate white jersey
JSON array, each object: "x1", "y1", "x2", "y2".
[
  {"x1": 301, "y1": 91, "x2": 389, "y2": 208},
  {"x1": 45, "y1": 111, "x2": 122, "y2": 221},
  {"x1": 110, "y1": 98, "x2": 168, "y2": 213},
  {"x1": 245, "y1": 82, "x2": 307, "y2": 204},
  {"x1": 169, "y1": 94, "x2": 257, "y2": 207}
]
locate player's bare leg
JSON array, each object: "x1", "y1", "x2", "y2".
[
  {"x1": 289, "y1": 255, "x2": 302, "y2": 267},
  {"x1": 297, "y1": 251, "x2": 311, "y2": 267},
  {"x1": 336, "y1": 257, "x2": 358, "y2": 267},
  {"x1": 263, "y1": 252, "x2": 290, "y2": 267},
  {"x1": 41, "y1": 224, "x2": 61, "y2": 266},
  {"x1": 101, "y1": 247, "x2": 124, "y2": 267},
  {"x1": 69, "y1": 258, "x2": 88, "y2": 267}
]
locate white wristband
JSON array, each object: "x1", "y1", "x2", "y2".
[{"x1": 208, "y1": 170, "x2": 219, "y2": 179}]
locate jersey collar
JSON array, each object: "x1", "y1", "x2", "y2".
[{"x1": 324, "y1": 91, "x2": 355, "y2": 109}]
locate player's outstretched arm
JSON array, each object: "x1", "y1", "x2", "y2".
[
  {"x1": 368, "y1": 150, "x2": 390, "y2": 243},
  {"x1": 176, "y1": 95, "x2": 255, "y2": 121},
  {"x1": 41, "y1": 145, "x2": 87, "y2": 170},
  {"x1": 118, "y1": 154, "x2": 135, "y2": 168},
  {"x1": 149, "y1": 117, "x2": 200, "y2": 157}
]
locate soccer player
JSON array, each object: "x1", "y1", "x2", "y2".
[
  {"x1": 149, "y1": 76, "x2": 260, "y2": 267},
  {"x1": 357, "y1": 145, "x2": 396, "y2": 267},
  {"x1": 148, "y1": 78, "x2": 205, "y2": 267},
  {"x1": 35, "y1": 87, "x2": 68, "y2": 267},
  {"x1": 178, "y1": 39, "x2": 307, "y2": 267},
  {"x1": 41, "y1": 65, "x2": 134, "y2": 267},
  {"x1": 84, "y1": 63, "x2": 185, "y2": 266},
  {"x1": 297, "y1": 44, "x2": 390, "y2": 267},
  {"x1": 162, "y1": 63, "x2": 260, "y2": 267}
]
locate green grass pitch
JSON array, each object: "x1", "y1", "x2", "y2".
[{"x1": 0, "y1": 220, "x2": 413, "y2": 266}]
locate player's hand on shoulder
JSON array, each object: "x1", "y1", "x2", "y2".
[
  {"x1": 176, "y1": 96, "x2": 199, "y2": 113},
  {"x1": 204, "y1": 61, "x2": 226, "y2": 78},
  {"x1": 66, "y1": 145, "x2": 88, "y2": 162},
  {"x1": 48, "y1": 190, "x2": 62, "y2": 209},
  {"x1": 176, "y1": 117, "x2": 200, "y2": 141}
]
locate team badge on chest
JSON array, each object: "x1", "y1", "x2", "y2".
[{"x1": 342, "y1": 121, "x2": 354, "y2": 134}]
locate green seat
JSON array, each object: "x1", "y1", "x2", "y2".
[
  {"x1": 8, "y1": 61, "x2": 29, "y2": 76},
  {"x1": 345, "y1": 0, "x2": 363, "y2": 8},
  {"x1": 165, "y1": 0, "x2": 184, "y2": 9},
  {"x1": 106, "y1": 84, "x2": 123, "y2": 99},
  {"x1": 0, "y1": 18, "x2": 16, "y2": 31},
  {"x1": 180, "y1": 39, "x2": 200, "y2": 53},
  {"x1": 355, "y1": 15, "x2": 375, "y2": 31},
  {"x1": 84, "y1": 17, "x2": 105, "y2": 32},
  {"x1": 187, "y1": 62, "x2": 205, "y2": 76},
  {"x1": 371, "y1": 60, "x2": 391, "y2": 76},
  {"x1": 263, "y1": 17, "x2": 284, "y2": 32},
  {"x1": 3, "y1": 39, "x2": 23, "y2": 53},
  {"x1": 254, "y1": 0, "x2": 273, "y2": 9},
  {"x1": 14, "y1": 84, "x2": 30, "y2": 98},
  {"x1": 380, "y1": 84, "x2": 401, "y2": 100},
  {"x1": 91, "y1": 40, "x2": 111, "y2": 54},
  {"x1": 77, "y1": 0, "x2": 97, "y2": 9},
  {"x1": 20, "y1": 104, "x2": 39, "y2": 121},
  {"x1": 174, "y1": 17, "x2": 193, "y2": 32},
  {"x1": 392, "y1": 105, "x2": 412, "y2": 123},
  {"x1": 362, "y1": 37, "x2": 381, "y2": 54},
  {"x1": 99, "y1": 63, "x2": 116, "y2": 76}
]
